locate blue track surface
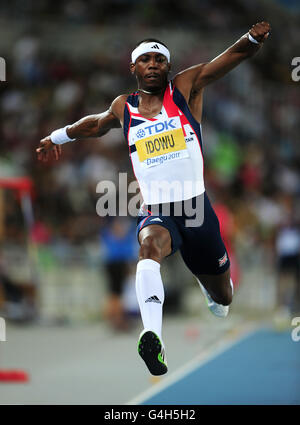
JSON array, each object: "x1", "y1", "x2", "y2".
[{"x1": 143, "y1": 328, "x2": 300, "y2": 405}]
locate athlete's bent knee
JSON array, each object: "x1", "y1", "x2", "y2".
[{"x1": 139, "y1": 235, "x2": 163, "y2": 262}]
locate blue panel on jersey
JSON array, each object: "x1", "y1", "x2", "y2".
[
  {"x1": 123, "y1": 104, "x2": 130, "y2": 141},
  {"x1": 131, "y1": 118, "x2": 145, "y2": 127}
]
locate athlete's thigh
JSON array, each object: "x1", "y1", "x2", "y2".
[
  {"x1": 180, "y1": 230, "x2": 230, "y2": 276},
  {"x1": 179, "y1": 193, "x2": 230, "y2": 276}
]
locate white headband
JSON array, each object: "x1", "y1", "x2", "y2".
[{"x1": 131, "y1": 42, "x2": 170, "y2": 64}]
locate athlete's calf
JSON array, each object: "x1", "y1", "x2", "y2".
[{"x1": 197, "y1": 269, "x2": 233, "y2": 306}]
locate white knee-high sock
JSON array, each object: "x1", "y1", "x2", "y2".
[{"x1": 136, "y1": 259, "x2": 165, "y2": 341}]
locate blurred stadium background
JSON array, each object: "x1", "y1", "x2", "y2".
[{"x1": 0, "y1": 0, "x2": 299, "y2": 405}]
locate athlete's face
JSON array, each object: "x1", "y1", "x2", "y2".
[{"x1": 130, "y1": 52, "x2": 171, "y2": 90}]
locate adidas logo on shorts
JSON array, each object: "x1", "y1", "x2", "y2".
[{"x1": 150, "y1": 218, "x2": 163, "y2": 222}]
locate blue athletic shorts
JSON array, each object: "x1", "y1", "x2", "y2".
[{"x1": 136, "y1": 192, "x2": 230, "y2": 276}]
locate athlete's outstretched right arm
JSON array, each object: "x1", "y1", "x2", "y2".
[{"x1": 36, "y1": 96, "x2": 126, "y2": 162}]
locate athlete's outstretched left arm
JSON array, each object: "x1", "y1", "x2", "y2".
[
  {"x1": 36, "y1": 96, "x2": 125, "y2": 162},
  {"x1": 175, "y1": 21, "x2": 270, "y2": 92}
]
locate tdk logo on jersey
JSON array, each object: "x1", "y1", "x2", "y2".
[{"x1": 143, "y1": 119, "x2": 176, "y2": 136}]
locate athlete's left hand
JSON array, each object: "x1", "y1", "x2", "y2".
[
  {"x1": 249, "y1": 21, "x2": 271, "y2": 43},
  {"x1": 36, "y1": 136, "x2": 62, "y2": 162}
]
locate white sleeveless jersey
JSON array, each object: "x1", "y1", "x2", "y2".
[{"x1": 123, "y1": 81, "x2": 205, "y2": 205}]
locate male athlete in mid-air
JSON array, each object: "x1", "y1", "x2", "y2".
[{"x1": 37, "y1": 21, "x2": 270, "y2": 375}]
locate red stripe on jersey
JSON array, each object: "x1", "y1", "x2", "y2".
[
  {"x1": 162, "y1": 83, "x2": 180, "y2": 118},
  {"x1": 163, "y1": 83, "x2": 189, "y2": 136}
]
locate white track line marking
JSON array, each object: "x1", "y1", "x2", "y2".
[{"x1": 126, "y1": 321, "x2": 261, "y2": 405}]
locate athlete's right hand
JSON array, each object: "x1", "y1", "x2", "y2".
[{"x1": 36, "y1": 136, "x2": 62, "y2": 162}]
